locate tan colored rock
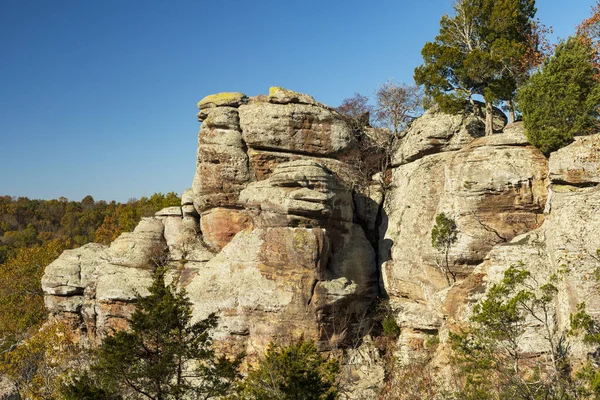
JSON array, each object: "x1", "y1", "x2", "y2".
[
  {"x1": 393, "y1": 102, "x2": 507, "y2": 166},
  {"x1": 239, "y1": 102, "x2": 355, "y2": 156},
  {"x1": 247, "y1": 148, "x2": 361, "y2": 184},
  {"x1": 200, "y1": 207, "x2": 252, "y2": 251},
  {"x1": 155, "y1": 206, "x2": 182, "y2": 217},
  {"x1": 42, "y1": 243, "x2": 107, "y2": 296},
  {"x1": 202, "y1": 106, "x2": 241, "y2": 130},
  {"x1": 192, "y1": 108, "x2": 250, "y2": 212},
  {"x1": 183, "y1": 224, "x2": 376, "y2": 357},
  {"x1": 184, "y1": 228, "x2": 328, "y2": 352},
  {"x1": 181, "y1": 188, "x2": 194, "y2": 206},
  {"x1": 341, "y1": 336, "x2": 386, "y2": 400},
  {"x1": 239, "y1": 160, "x2": 354, "y2": 227},
  {"x1": 443, "y1": 135, "x2": 600, "y2": 364},
  {"x1": 106, "y1": 218, "x2": 166, "y2": 268},
  {"x1": 381, "y1": 129, "x2": 547, "y2": 331},
  {"x1": 549, "y1": 133, "x2": 600, "y2": 185},
  {"x1": 267, "y1": 86, "x2": 320, "y2": 106},
  {"x1": 197, "y1": 92, "x2": 247, "y2": 121}
]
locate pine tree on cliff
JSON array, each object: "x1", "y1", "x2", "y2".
[
  {"x1": 64, "y1": 268, "x2": 241, "y2": 400},
  {"x1": 414, "y1": 0, "x2": 538, "y2": 134},
  {"x1": 518, "y1": 37, "x2": 600, "y2": 155}
]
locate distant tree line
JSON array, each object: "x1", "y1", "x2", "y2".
[
  {"x1": 0, "y1": 192, "x2": 180, "y2": 353},
  {"x1": 0, "y1": 192, "x2": 180, "y2": 264}
]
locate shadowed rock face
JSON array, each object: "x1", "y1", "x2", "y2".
[{"x1": 41, "y1": 88, "x2": 600, "y2": 398}]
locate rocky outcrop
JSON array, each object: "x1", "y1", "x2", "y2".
[
  {"x1": 42, "y1": 88, "x2": 600, "y2": 398},
  {"x1": 43, "y1": 88, "x2": 376, "y2": 362},
  {"x1": 448, "y1": 133, "x2": 600, "y2": 358},
  {"x1": 381, "y1": 121, "x2": 546, "y2": 335},
  {"x1": 393, "y1": 102, "x2": 507, "y2": 166}
]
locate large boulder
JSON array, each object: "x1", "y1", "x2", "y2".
[
  {"x1": 239, "y1": 160, "x2": 355, "y2": 227},
  {"x1": 393, "y1": 102, "x2": 507, "y2": 166},
  {"x1": 549, "y1": 133, "x2": 600, "y2": 186},
  {"x1": 381, "y1": 120, "x2": 547, "y2": 336},
  {"x1": 239, "y1": 93, "x2": 355, "y2": 156}
]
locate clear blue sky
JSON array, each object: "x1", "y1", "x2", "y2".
[{"x1": 0, "y1": 0, "x2": 595, "y2": 202}]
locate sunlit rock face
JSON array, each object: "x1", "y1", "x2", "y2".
[
  {"x1": 448, "y1": 133, "x2": 600, "y2": 361},
  {"x1": 42, "y1": 88, "x2": 600, "y2": 399},
  {"x1": 43, "y1": 87, "x2": 377, "y2": 359}
]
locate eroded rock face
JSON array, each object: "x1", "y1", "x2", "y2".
[
  {"x1": 448, "y1": 135, "x2": 600, "y2": 360},
  {"x1": 43, "y1": 88, "x2": 377, "y2": 363},
  {"x1": 393, "y1": 102, "x2": 507, "y2": 166},
  {"x1": 42, "y1": 88, "x2": 600, "y2": 398},
  {"x1": 379, "y1": 120, "x2": 548, "y2": 367}
]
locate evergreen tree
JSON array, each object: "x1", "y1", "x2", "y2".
[
  {"x1": 236, "y1": 339, "x2": 339, "y2": 400},
  {"x1": 431, "y1": 213, "x2": 459, "y2": 285},
  {"x1": 66, "y1": 268, "x2": 241, "y2": 399},
  {"x1": 414, "y1": 0, "x2": 538, "y2": 134},
  {"x1": 518, "y1": 37, "x2": 600, "y2": 155}
]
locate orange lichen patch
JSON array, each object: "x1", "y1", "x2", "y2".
[{"x1": 200, "y1": 208, "x2": 252, "y2": 251}]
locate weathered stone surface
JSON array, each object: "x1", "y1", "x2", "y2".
[
  {"x1": 192, "y1": 108, "x2": 250, "y2": 212},
  {"x1": 200, "y1": 207, "x2": 252, "y2": 251},
  {"x1": 106, "y1": 218, "x2": 166, "y2": 268},
  {"x1": 247, "y1": 148, "x2": 361, "y2": 184},
  {"x1": 341, "y1": 336, "x2": 386, "y2": 400},
  {"x1": 155, "y1": 206, "x2": 182, "y2": 217},
  {"x1": 96, "y1": 264, "x2": 153, "y2": 302},
  {"x1": 239, "y1": 160, "x2": 354, "y2": 227},
  {"x1": 42, "y1": 243, "x2": 107, "y2": 296},
  {"x1": 184, "y1": 228, "x2": 327, "y2": 354},
  {"x1": 441, "y1": 135, "x2": 600, "y2": 363},
  {"x1": 267, "y1": 86, "x2": 320, "y2": 106},
  {"x1": 202, "y1": 106, "x2": 241, "y2": 130},
  {"x1": 393, "y1": 102, "x2": 507, "y2": 166},
  {"x1": 45, "y1": 89, "x2": 600, "y2": 396},
  {"x1": 381, "y1": 129, "x2": 547, "y2": 331},
  {"x1": 181, "y1": 188, "x2": 194, "y2": 205},
  {"x1": 197, "y1": 92, "x2": 247, "y2": 121},
  {"x1": 549, "y1": 133, "x2": 600, "y2": 185},
  {"x1": 239, "y1": 102, "x2": 355, "y2": 156}
]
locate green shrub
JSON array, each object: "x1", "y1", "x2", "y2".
[{"x1": 518, "y1": 37, "x2": 600, "y2": 155}]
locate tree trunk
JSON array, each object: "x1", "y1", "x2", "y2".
[
  {"x1": 507, "y1": 100, "x2": 515, "y2": 124},
  {"x1": 485, "y1": 100, "x2": 494, "y2": 136}
]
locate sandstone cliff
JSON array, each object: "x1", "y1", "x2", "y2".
[{"x1": 42, "y1": 88, "x2": 600, "y2": 398}]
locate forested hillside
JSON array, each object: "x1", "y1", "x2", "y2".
[{"x1": 0, "y1": 193, "x2": 180, "y2": 352}]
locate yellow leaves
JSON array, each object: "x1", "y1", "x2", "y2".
[
  {"x1": 0, "y1": 239, "x2": 69, "y2": 351},
  {"x1": 0, "y1": 320, "x2": 80, "y2": 400}
]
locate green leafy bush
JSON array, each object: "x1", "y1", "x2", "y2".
[
  {"x1": 518, "y1": 37, "x2": 600, "y2": 155},
  {"x1": 236, "y1": 339, "x2": 339, "y2": 400}
]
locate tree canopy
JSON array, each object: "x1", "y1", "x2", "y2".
[
  {"x1": 518, "y1": 37, "x2": 600, "y2": 154},
  {"x1": 64, "y1": 268, "x2": 241, "y2": 399},
  {"x1": 415, "y1": 0, "x2": 539, "y2": 134}
]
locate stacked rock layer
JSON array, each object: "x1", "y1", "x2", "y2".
[{"x1": 42, "y1": 88, "x2": 600, "y2": 398}]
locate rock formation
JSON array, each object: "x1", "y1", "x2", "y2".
[
  {"x1": 43, "y1": 87, "x2": 377, "y2": 358},
  {"x1": 42, "y1": 88, "x2": 600, "y2": 398}
]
